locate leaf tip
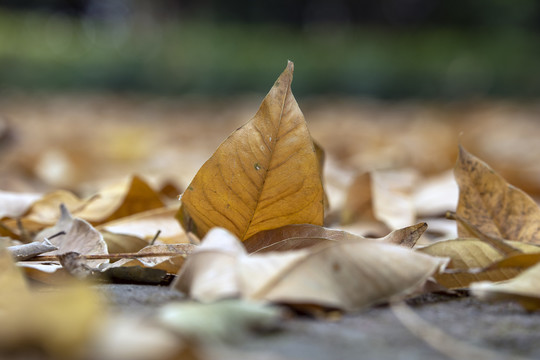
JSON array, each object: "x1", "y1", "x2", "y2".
[{"x1": 286, "y1": 60, "x2": 294, "y2": 72}]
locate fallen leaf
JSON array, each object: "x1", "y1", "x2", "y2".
[
  {"x1": 0, "y1": 247, "x2": 101, "y2": 357},
  {"x1": 34, "y1": 204, "x2": 108, "y2": 267},
  {"x1": 0, "y1": 190, "x2": 42, "y2": 219},
  {"x1": 174, "y1": 228, "x2": 246, "y2": 302},
  {"x1": 22, "y1": 189, "x2": 87, "y2": 226},
  {"x1": 341, "y1": 169, "x2": 417, "y2": 230},
  {"x1": 101, "y1": 231, "x2": 149, "y2": 254},
  {"x1": 23, "y1": 175, "x2": 165, "y2": 227},
  {"x1": 371, "y1": 169, "x2": 418, "y2": 230},
  {"x1": 243, "y1": 222, "x2": 426, "y2": 253},
  {"x1": 341, "y1": 172, "x2": 376, "y2": 225},
  {"x1": 455, "y1": 145, "x2": 540, "y2": 244},
  {"x1": 413, "y1": 170, "x2": 458, "y2": 217},
  {"x1": 174, "y1": 227, "x2": 447, "y2": 311},
  {"x1": 90, "y1": 314, "x2": 189, "y2": 360},
  {"x1": 417, "y1": 238, "x2": 540, "y2": 289},
  {"x1": 471, "y1": 262, "x2": 540, "y2": 311},
  {"x1": 486, "y1": 252, "x2": 540, "y2": 271},
  {"x1": 241, "y1": 240, "x2": 446, "y2": 311},
  {"x1": 178, "y1": 61, "x2": 324, "y2": 240},
  {"x1": 157, "y1": 300, "x2": 283, "y2": 343},
  {"x1": 77, "y1": 175, "x2": 166, "y2": 224},
  {"x1": 99, "y1": 206, "x2": 188, "y2": 245}
]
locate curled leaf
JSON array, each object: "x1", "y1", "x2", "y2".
[
  {"x1": 244, "y1": 223, "x2": 426, "y2": 253},
  {"x1": 34, "y1": 204, "x2": 108, "y2": 267},
  {"x1": 174, "y1": 227, "x2": 447, "y2": 312}
]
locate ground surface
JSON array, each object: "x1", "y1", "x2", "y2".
[{"x1": 99, "y1": 284, "x2": 540, "y2": 360}]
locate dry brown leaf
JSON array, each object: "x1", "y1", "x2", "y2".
[
  {"x1": 341, "y1": 172, "x2": 374, "y2": 225},
  {"x1": 101, "y1": 231, "x2": 149, "y2": 254},
  {"x1": 77, "y1": 175, "x2": 165, "y2": 224},
  {"x1": 417, "y1": 238, "x2": 540, "y2": 289},
  {"x1": 174, "y1": 227, "x2": 447, "y2": 311},
  {"x1": 371, "y1": 169, "x2": 418, "y2": 230},
  {"x1": 455, "y1": 145, "x2": 540, "y2": 244},
  {"x1": 23, "y1": 189, "x2": 87, "y2": 226},
  {"x1": 23, "y1": 176, "x2": 165, "y2": 228},
  {"x1": 242, "y1": 241, "x2": 446, "y2": 311},
  {"x1": 486, "y1": 252, "x2": 540, "y2": 271},
  {"x1": 34, "y1": 204, "x2": 108, "y2": 267},
  {"x1": 174, "y1": 228, "x2": 246, "y2": 302},
  {"x1": 471, "y1": 262, "x2": 540, "y2": 311},
  {"x1": 0, "y1": 247, "x2": 101, "y2": 357},
  {"x1": 413, "y1": 170, "x2": 458, "y2": 218},
  {"x1": 99, "y1": 206, "x2": 188, "y2": 245},
  {"x1": 244, "y1": 222, "x2": 426, "y2": 253},
  {"x1": 178, "y1": 61, "x2": 324, "y2": 241},
  {"x1": 342, "y1": 169, "x2": 417, "y2": 230}
]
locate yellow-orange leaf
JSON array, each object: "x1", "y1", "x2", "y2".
[
  {"x1": 178, "y1": 61, "x2": 324, "y2": 240},
  {"x1": 455, "y1": 145, "x2": 540, "y2": 244}
]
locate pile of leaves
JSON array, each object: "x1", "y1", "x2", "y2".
[{"x1": 2, "y1": 61, "x2": 540, "y2": 359}]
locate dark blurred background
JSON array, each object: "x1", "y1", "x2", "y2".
[{"x1": 1, "y1": 0, "x2": 539, "y2": 98}]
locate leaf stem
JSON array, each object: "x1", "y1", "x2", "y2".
[
  {"x1": 22, "y1": 251, "x2": 188, "y2": 262},
  {"x1": 445, "y1": 211, "x2": 522, "y2": 256}
]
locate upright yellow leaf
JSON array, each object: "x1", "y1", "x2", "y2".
[
  {"x1": 455, "y1": 145, "x2": 540, "y2": 244},
  {"x1": 178, "y1": 61, "x2": 324, "y2": 240}
]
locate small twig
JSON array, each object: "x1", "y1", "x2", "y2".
[
  {"x1": 23, "y1": 251, "x2": 188, "y2": 262},
  {"x1": 445, "y1": 211, "x2": 521, "y2": 256},
  {"x1": 45, "y1": 231, "x2": 66, "y2": 241},
  {"x1": 150, "y1": 230, "x2": 161, "y2": 245}
]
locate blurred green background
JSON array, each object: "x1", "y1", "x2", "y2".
[{"x1": 1, "y1": 0, "x2": 540, "y2": 98}]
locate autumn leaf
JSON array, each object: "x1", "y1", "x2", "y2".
[
  {"x1": 417, "y1": 238, "x2": 540, "y2": 289},
  {"x1": 455, "y1": 145, "x2": 540, "y2": 244},
  {"x1": 33, "y1": 204, "x2": 108, "y2": 267},
  {"x1": 99, "y1": 206, "x2": 188, "y2": 246},
  {"x1": 23, "y1": 175, "x2": 165, "y2": 227},
  {"x1": 0, "y1": 247, "x2": 101, "y2": 357},
  {"x1": 471, "y1": 262, "x2": 540, "y2": 311},
  {"x1": 243, "y1": 222, "x2": 426, "y2": 253},
  {"x1": 174, "y1": 227, "x2": 447, "y2": 311},
  {"x1": 178, "y1": 61, "x2": 324, "y2": 241}
]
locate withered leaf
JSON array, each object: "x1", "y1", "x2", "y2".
[
  {"x1": 471, "y1": 262, "x2": 540, "y2": 311},
  {"x1": 178, "y1": 61, "x2": 324, "y2": 241},
  {"x1": 23, "y1": 176, "x2": 165, "y2": 227},
  {"x1": 99, "y1": 206, "x2": 187, "y2": 245},
  {"x1": 417, "y1": 238, "x2": 540, "y2": 289},
  {"x1": 244, "y1": 222, "x2": 426, "y2": 253},
  {"x1": 455, "y1": 145, "x2": 540, "y2": 244},
  {"x1": 34, "y1": 204, "x2": 108, "y2": 267},
  {"x1": 0, "y1": 247, "x2": 101, "y2": 357},
  {"x1": 174, "y1": 227, "x2": 447, "y2": 311}
]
